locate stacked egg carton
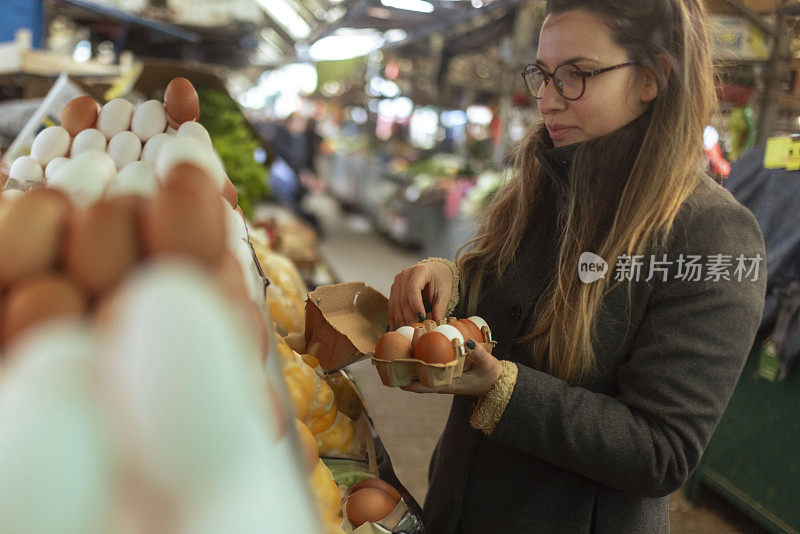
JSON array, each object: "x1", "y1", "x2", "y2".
[{"x1": 372, "y1": 316, "x2": 495, "y2": 387}]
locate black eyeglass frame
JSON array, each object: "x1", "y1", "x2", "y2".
[{"x1": 521, "y1": 59, "x2": 640, "y2": 101}]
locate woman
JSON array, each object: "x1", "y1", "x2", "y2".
[{"x1": 388, "y1": 1, "x2": 767, "y2": 532}]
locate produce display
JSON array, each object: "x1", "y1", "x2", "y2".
[
  {"x1": 373, "y1": 316, "x2": 494, "y2": 387},
  {"x1": 250, "y1": 228, "x2": 307, "y2": 336},
  {"x1": 197, "y1": 88, "x2": 269, "y2": 218}
]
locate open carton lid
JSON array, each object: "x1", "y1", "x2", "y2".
[{"x1": 304, "y1": 282, "x2": 387, "y2": 373}]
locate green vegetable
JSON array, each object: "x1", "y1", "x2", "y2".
[
  {"x1": 198, "y1": 89, "x2": 269, "y2": 218},
  {"x1": 322, "y1": 458, "x2": 376, "y2": 487}
]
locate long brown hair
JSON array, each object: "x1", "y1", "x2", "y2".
[{"x1": 456, "y1": 0, "x2": 717, "y2": 384}]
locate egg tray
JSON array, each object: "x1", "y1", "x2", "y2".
[{"x1": 370, "y1": 319, "x2": 496, "y2": 388}]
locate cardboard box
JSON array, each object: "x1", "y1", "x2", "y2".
[{"x1": 303, "y1": 282, "x2": 495, "y2": 387}]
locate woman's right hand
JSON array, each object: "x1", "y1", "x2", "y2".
[{"x1": 388, "y1": 262, "x2": 454, "y2": 330}]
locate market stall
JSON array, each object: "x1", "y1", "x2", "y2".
[{"x1": 2, "y1": 1, "x2": 800, "y2": 532}]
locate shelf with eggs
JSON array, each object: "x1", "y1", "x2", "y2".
[
  {"x1": 372, "y1": 316, "x2": 495, "y2": 388},
  {"x1": 0, "y1": 79, "x2": 350, "y2": 531}
]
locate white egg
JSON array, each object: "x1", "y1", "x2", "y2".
[
  {"x1": 177, "y1": 447, "x2": 320, "y2": 534},
  {"x1": 99, "y1": 263, "x2": 266, "y2": 501},
  {"x1": 225, "y1": 202, "x2": 249, "y2": 249},
  {"x1": 433, "y1": 324, "x2": 464, "y2": 345},
  {"x1": 177, "y1": 121, "x2": 212, "y2": 147},
  {"x1": 395, "y1": 326, "x2": 415, "y2": 342},
  {"x1": 155, "y1": 136, "x2": 225, "y2": 190},
  {"x1": 50, "y1": 150, "x2": 115, "y2": 207},
  {"x1": 140, "y1": 132, "x2": 170, "y2": 165},
  {"x1": 96, "y1": 98, "x2": 135, "y2": 139},
  {"x1": 467, "y1": 316, "x2": 489, "y2": 333},
  {"x1": 44, "y1": 156, "x2": 70, "y2": 181},
  {"x1": 106, "y1": 161, "x2": 157, "y2": 198},
  {"x1": 30, "y1": 126, "x2": 71, "y2": 165},
  {"x1": 0, "y1": 322, "x2": 112, "y2": 534},
  {"x1": 130, "y1": 100, "x2": 167, "y2": 142},
  {"x1": 107, "y1": 131, "x2": 142, "y2": 170},
  {"x1": 9, "y1": 155, "x2": 44, "y2": 183},
  {"x1": 71, "y1": 128, "x2": 107, "y2": 156}
]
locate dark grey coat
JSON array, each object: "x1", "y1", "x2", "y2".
[{"x1": 423, "y1": 144, "x2": 767, "y2": 533}]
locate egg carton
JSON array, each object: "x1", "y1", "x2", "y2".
[{"x1": 370, "y1": 319, "x2": 495, "y2": 388}]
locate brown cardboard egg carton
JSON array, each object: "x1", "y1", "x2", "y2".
[
  {"x1": 303, "y1": 282, "x2": 495, "y2": 388},
  {"x1": 371, "y1": 318, "x2": 495, "y2": 388}
]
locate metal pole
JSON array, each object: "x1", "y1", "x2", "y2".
[{"x1": 755, "y1": 2, "x2": 790, "y2": 145}]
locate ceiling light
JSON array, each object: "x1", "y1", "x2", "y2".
[{"x1": 381, "y1": 0, "x2": 434, "y2": 14}]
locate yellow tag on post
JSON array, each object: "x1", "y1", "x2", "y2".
[{"x1": 764, "y1": 136, "x2": 800, "y2": 170}]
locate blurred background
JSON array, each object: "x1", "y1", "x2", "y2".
[{"x1": 1, "y1": 1, "x2": 799, "y2": 533}]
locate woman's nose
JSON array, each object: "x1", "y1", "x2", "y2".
[{"x1": 537, "y1": 80, "x2": 567, "y2": 115}]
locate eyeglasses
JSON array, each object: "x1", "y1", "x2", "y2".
[{"x1": 521, "y1": 60, "x2": 639, "y2": 101}]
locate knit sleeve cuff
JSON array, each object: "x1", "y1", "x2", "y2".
[
  {"x1": 469, "y1": 361, "x2": 519, "y2": 435},
  {"x1": 417, "y1": 257, "x2": 460, "y2": 316}
]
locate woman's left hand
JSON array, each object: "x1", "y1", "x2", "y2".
[{"x1": 400, "y1": 341, "x2": 503, "y2": 396}]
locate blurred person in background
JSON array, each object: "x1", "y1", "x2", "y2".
[
  {"x1": 388, "y1": 0, "x2": 767, "y2": 532},
  {"x1": 266, "y1": 111, "x2": 324, "y2": 233}
]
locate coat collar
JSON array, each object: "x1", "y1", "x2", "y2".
[{"x1": 533, "y1": 110, "x2": 652, "y2": 193}]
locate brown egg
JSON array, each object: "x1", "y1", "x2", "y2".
[
  {"x1": 422, "y1": 319, "x2": 437, "y2": 329},
  {"x1": 140, "y1": 163, "x2": 226, "y2": 266},
  {"x1": 295, "y1": 418, "x2": 319, "y2": 473},
  {"x1": 1, "y1": 274, "x2": 88, "y2": 348},
  {"x1": 61, "y1": 96, "x2": 99, "y2": 137},
  {"x1": 350, "y1": 478, "x2": 401, "y2": 503},
  {"x1": 451, "y1": 321, "x2": 475, "y2": 344},
  {"x1": 413, "y1": 331, "x2": 456, "y2": 364},
  {"x1": 164, "y1": 77, "x2": 200, "y2": 125},
  {"x1": 346, "y1": 488, "x2": 398, "y2": 528},
  {"x1": 0, "y1": 188, "x2": 71, "y2": 287},
  {"x1": 63, "y1": 195, "x2": 142, "y2": 295},
  {"x1": 222, "y1": 175, "x2": 238, "y2": 209},
  {"x1": 457, "y1": 318, "x2": 483, "y2": 343},
  {"x1": 374, "y1": 331, "x2": 412, "y2": 361}
]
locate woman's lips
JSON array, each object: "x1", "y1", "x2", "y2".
[{"x1": 547, "y1": 125, "x2": 576, "y2": 141}]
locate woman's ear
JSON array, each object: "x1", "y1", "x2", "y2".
[{"x1": 640, "y1": 55, "x2": 671, "y2": 104}]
